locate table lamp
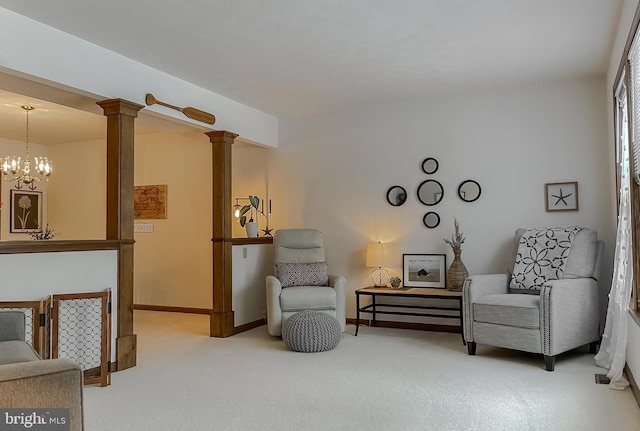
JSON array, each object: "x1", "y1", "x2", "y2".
[{"x1": 366, "y1": 241, "x2": 392, "y2": 287}]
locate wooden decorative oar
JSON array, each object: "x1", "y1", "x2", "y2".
[{"x1": 145, "y1": 93, "x2": 216, "y2": 125}]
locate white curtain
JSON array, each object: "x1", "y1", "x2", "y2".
[{"x1": 594, "y1": 77, "x2": 633, "y2": 390}]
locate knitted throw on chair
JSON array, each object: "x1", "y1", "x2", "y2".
[{"x1": 509, "y1": 226, "x2": 582, "y2": 292}]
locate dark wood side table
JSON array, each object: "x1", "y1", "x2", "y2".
[{"x1": 355, "y1": 286, "x2": 464, "y2": 343}]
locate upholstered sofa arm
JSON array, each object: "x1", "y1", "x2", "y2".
[
  {"x1": 464, "y1": 274, "x2": 510, "y2": 293},
  {"x1": 540, "y1": 278, "x2": 600, "y2": 356},
  {"x1": 266, "y1": 275, "x2": 283, "y2": 336},
  {"x1": 0, "y1": 359, "x2": 84, "y2": 430},
  {"x1": 328, "y1": 275, "x2": 346, "y2": 332},
  {"x1": 462, "y1": 274, "x2": 510, "y2": 342}
]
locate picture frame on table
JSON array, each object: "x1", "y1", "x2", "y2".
[
  {"x1": 403, "y1": 253, "x2": 446, "y2": 288},
  {"x1": 10, "y1": 189, "x2": 42, "y2": 233}
]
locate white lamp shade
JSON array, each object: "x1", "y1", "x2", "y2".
[{"x1": 366, "y1": 241, "x2": 395, "y2": 268}]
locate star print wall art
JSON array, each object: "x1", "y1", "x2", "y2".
[{"x1": 545, "y1": 181, "x2": 579, "y2": 212}]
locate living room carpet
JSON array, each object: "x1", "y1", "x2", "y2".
[{"x1": 83, "y1": 311, "x2": 640, "y2": 430}]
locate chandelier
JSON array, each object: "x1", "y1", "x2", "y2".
[{"x1": 2, "y1": 105, "x2": 52, "y2": 190}]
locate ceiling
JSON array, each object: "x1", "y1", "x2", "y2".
[
  {"x1": 0, "y1": 87, "x2": 208, "y2": 146},
  {"x1": 0, "y1": 0, "x2": 625, "y2": 144}
]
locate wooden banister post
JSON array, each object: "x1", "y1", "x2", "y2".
[
  {"x1": 205, "y1": 130, "x2": 238, "y2": 337},
  {"x1": 97, "y1": 98, "x2": 143, "y2": 370}
]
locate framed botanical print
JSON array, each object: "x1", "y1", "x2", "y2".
[{"x1": 10, "y1": 189, "x2": 42, "y2": 233}]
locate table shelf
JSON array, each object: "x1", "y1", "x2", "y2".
[{"x1": 355, "y1": 286, "x2": 464, "y2": 343}]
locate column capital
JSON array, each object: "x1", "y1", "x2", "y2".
[
  {"x1": 97, "y1": 99, "x2": 144, "y2": 117},
  {"x1": 205, "y1": 130, "x2": 239, "y2": 146}
]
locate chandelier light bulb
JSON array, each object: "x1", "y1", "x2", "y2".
[
  {"x1": 34, "y1": 157, "x2": 52, "y2": 176},
  {"x1": 0, "y1": 106, "x2": 53, "y2": 190}
]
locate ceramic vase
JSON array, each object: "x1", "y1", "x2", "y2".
[
  {"x1": 245, "y1": 221, "x2": 258, "y2": 238},
  {"x1": 447, "y1": 249, "x2": 468, "y2": 291}
]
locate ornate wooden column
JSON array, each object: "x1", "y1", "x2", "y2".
[
  {"x1": 97, "y1": 98, "x2": 143, "y2": 370},
  {"x1": 205, "y1": 130, "x2": 238, "y2": 337}
]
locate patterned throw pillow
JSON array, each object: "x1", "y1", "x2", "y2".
[
  {"x1": 276, "y1": 262, "x2": 329, "y2": 288},
  {"x1": 509, "y1": 226, "x2": 581, "y2": 293}
]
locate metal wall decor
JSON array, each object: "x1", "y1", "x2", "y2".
[
  {"x1": 423, "y1": 212, "x2": 440, "y2": 229},
  {"x1": 421, "y1": 157, "x2": 439, "y2": 174},
  {"x1": 420, "y1": 157, "x2": 440, "y2": 227},
  {"x1": 384, "y1": 156, "x2": 483, "y2": 228},
  {"x1": 417, "y1": 179, "x2": 444, "y2": 206},
  {"x1": 386, "y1": 185, "x2": 407, "y2": 206},
  {"x1": 458, "y1": 180, "x2": 481, "y2": 202}
]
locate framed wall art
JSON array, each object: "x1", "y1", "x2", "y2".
[
  {"x1": 134, "y1": 184, "x2": 168, "y2": 219},
  {"x1": 545, "y1": 181, "x2": 579, "y2": 212},
  {"x1": 10, "y1": 189, "x2": 42, "y2": 233},
  {"x1": 403, "y1": 253, "x2": 446, "y2": 288}
]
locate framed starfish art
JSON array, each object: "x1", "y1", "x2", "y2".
[{"x1": 545, "y1": 181, "x2": 579, "y2": 212}]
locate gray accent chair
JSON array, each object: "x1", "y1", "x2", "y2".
[
  {"x1": 463, "y1": 228, "x2": 603, "y2": 371},
  {"x1": 266, "y1": 229, "x2": 346, "y2": 336}
]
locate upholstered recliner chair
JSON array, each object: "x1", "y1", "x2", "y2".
[
  {"x1": 463, "y1": 227, "x2": 603, "y2": 371},
  {"x1": 266, "y1": 229, "x2": 346, "y2": 336}
]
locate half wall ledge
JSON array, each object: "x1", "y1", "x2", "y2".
[
  {"x1": 230, "y1": 237, "x2": 273, "y2": 246},
  {"x1": 0, "y1": 241, "x2": 124, "y2": 372},
  {"x1": 0, "y1": 239, "x2": 134, "y2": 254}
]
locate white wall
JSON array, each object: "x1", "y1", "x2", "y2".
[
  {"x1": 607, "y1": 0, "x2": 640, "y2": 384},
  {"x1": 271, "y1": 75, "x2": 613, "y2": 324},
  {"x1": 133, "y1": 132, "x2": 213, "y2": 309},
  {"x1": 46, "y1": 138, "x2": 106, "y2": 240},
  {"x1": 232, "y1": 244, "x2": 273, "y2": 326},
  {"x1": 0, "y1": 250, "x2": 118, "y2": 360}
]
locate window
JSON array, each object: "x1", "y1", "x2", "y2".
[
  {"x1": 631, "y1": 31, "x2": 640, "y2": 189},
  {"x1": 618, "y1": 4, "x2": 640, "y2": 313},
  {"x1": 614, "y1": 72, "x2": 634, "y2": 311},
  {"x1": 614, "y1": 76, "x2": 627, "y2": 209}
]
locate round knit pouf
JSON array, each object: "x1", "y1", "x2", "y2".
[{"x1": 282, "y1": 310, "x2": 341, "y2": 353}]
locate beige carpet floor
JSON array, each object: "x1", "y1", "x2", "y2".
[{"x1": 83, "y1": 311, "x2": 640, "y2": 430}]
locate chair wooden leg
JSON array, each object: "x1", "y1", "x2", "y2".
[
  {"x1": 467, "y1": 342, "x2": 477, "y2": 355},
  {"x1": 544, "y1": 355, "x2": 555, "y2": 371}
]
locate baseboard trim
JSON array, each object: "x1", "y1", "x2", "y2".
[
  {"x1": 134, "y1": 306, "x2": 264, "y2": 336},
  {"x1": 347, "y1": 318, "x2": 368, "y2": 326},
  {"x1": 625, "y1": 363, "x2": 640, "y2": 408},
  {"x1": 346, "y1": 318, "x2": 460, "y2": 334},
  {"x1": 233, "y1": 319, "x2": 265, "y2": 335},
  {"x1": 134, "y1": 304, "x2": 212, "y2": 315}
]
